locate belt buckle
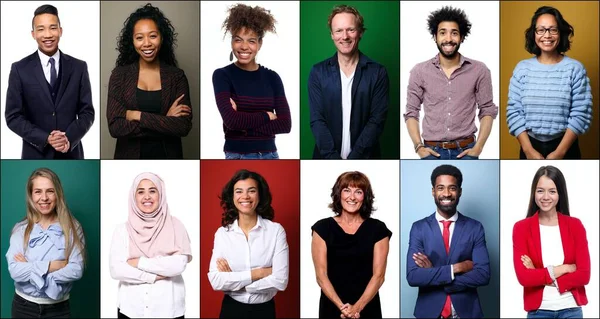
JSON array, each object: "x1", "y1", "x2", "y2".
[{"x1": 440, "y1": 141, "x2": 456, "y2": 149}]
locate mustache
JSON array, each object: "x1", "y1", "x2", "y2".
[{"x1": 441, "y1": 42, "x2": 457, "y2": 46}]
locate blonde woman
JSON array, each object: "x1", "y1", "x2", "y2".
[
  {"x1": 5, "y1": 167, "x2": 86, "y2": 318},
  {"x1": 109, "y1": 172, "x2": 192, "y2": 318}
]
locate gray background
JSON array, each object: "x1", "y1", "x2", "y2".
[{"x1": 100, "y1": 1, "x2": 200, "y2": 159}]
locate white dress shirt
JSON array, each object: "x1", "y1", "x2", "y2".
[
  {"x1": 436, "y1": 211, "x2": 459, "y2": 317},
  {"x1": 340, "y1": 68, "x2": 355, "y2": 159},
  {"x1": 207, "y1": 215, "x2": 289, "y2": 304},
  {"x1": 38, "y1": 49, "x2": 60, "y2": 84},
  {"x1": 109, "y1": 223, "x2": 189, "y2": 318}
]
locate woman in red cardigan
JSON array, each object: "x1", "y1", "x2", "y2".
[{"x1": 512, "y1": 165, "x2": 590, "y2": 318}]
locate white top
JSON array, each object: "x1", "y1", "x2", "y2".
[
  {"x1": 435, "y1": 211, "x2": 459, "y2": 316},
  {"x1": 109, "y1": 223, "x2": 189, "y2": 318},
  {"x1": 539, "y1": 224, "x2": 578, "y2": 310},
  {"x1": 340, "y1": 68, "x2": 354, "y2": 159},
  {"x1": 37, "y1": 49, "x2": 60, "y2": 84},
  {"x1": 207, "y1": 215, "x2": 289, "y2": 304}
]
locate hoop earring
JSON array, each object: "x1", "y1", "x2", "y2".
[{"x1": 229, "y1": 51, "x2": 233, "y2": 62}]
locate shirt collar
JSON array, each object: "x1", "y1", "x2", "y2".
[
  {"x1": 231, "y1": 215, "x2": 265, "y2": 233},
  {"x1": 327, "y1": 50, "x2": 373, "y2": 68},
  {"x1": 37, "y1": 49, "x2": 60, "y2": 67},
  {"x1": 431, "y1": 53, "x2": 470, "y2": 68},
  {"x1": 435, "y1": 211, "x2": 459, "y2": 223}
]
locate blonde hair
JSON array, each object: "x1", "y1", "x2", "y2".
[{"x1": 19, "y1": 168, "x2": 86, "y2": 266}]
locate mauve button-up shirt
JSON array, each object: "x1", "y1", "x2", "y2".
[{"x1": 403, "y1": 54, "x2": 498, "y2": 141}]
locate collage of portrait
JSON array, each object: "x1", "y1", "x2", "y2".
[{"x1": 0, "y1": 1, "x2": 598, "y2": 319}]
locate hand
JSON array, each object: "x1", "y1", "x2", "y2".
[
  {"x1": 412, "y1": 252, "x2": 432, "y2": 268},
  {"x1": 230, "y1": 98, "x2": 237, "y2": 111},
  {"x1": 456, "y1": 145, "x2": 482, "y2": 158},
  {"x1": 126, "y1": 110, "x2": 141, "y2": 121},
  {"x1": 14, "y1": 253, "x2": 27, "y2": 262},
  {"x1": 453, "y1": 260, "x2": 473, "y2": 274},
  {"x1": 57, "y1": 140, "x2": 70, "y2": 153},
  {"x1": 523, "y1": 148, "x2": 544, "y2": 159},
  {"x1": 155, "y1": 275, "x2": 168, "y2": 281},
  {"x1": 216, "y1": 258, "x2": 232, "y2": 272},
  {"x1": 417, "y1": 147, "x2": 439, "y2": 159},
  {"x1": 250, "y1": 266, "x2": 272, "y2": 281},
  {"x1": 555, "y1": 264, "x2": 576, "y2": 276},
  {"x1": 546, "y1": 149, "x2": 565, "y2": 160},
  {"x1": 341, "y1": 303, "x2": 362, "y2": 318},
  {"x1": 521, "y1": 255, "x2": 534, "y2": 269},
  {"x1": 167, "y1": 94, "x2": 191, "y2": 117},
  {"x1": 266, "y1": 111, "x2": 277, "y2": 120},
  {"x1": 127, "y1": 258, "x2": 140, "y2": 268},
  {"x1": 47, "y1": 131, "x2": 68, "y2": 151},
  {"x1": 48, "y1": 260, "x2": 68, "y2": 273}
]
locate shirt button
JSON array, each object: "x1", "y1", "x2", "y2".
[
  {"x1": 448, "y1": 97, "x2": 451, "y2": 100},
  {"x1": 52, "y1": 112, "x2": 55, "y2": 116},
  {"x1": 448, "y1": 113, "x2": 451, "y2": 115},
  {"x1": 447, "y1": 128, "x2": 450, "y2": 131},
  {"x1": 448, "y1": 81, "x2": 451, "y2": 85}
]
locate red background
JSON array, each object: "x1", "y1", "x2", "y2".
[{"x1": 199, "y1": 160, "x2": 300, "y2": 318}]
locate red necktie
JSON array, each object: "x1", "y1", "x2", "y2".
[{"x1": 441, "y1": 220, "x2": 453, "y2": 318}]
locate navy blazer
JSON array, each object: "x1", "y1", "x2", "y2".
[
  {"x1": 5, "y1": 50, "x2": 94, "y2": 159},
  {"x1": 308, "y1": 51, "x2": 389, "y2": 159},
  {"x1": 406, "y1": 212, "x2": 491, "y2": 319}
]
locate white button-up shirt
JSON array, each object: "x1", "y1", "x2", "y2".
[
  {"x1": 109, "y1": 223, "x2": 189, "y2": 318},
  {"x1": 37, "y1": 49, "x2": 60, "y2": 84},
  {"x1": 207, "y1": 216, "x2": 289, "y2": 304}
]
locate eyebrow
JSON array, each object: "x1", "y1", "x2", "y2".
[
  {"x1": 438, "y1": 27, "x2": 459, "y2": 32},
  {"x1": 235, "y1": 186, "x2": 258, "y2": 191},
  {"x1": 137, "y1": 187, "x2": 158, "y2": 191},
  {"x1": 33, "y1": 187, "x2": 55, "y2": 191},
  {"x1": 35, "y1": 23, "x2": 59, "y2": 28}
]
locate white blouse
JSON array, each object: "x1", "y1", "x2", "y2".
[
  {"x1": 207, "y1": 216, "x2": 289, "y2": 304},
  {"x1": 109, "y1": 223, "x2": 190, "y2": 318}
]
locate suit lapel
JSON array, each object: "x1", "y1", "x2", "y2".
[
  {"x1": 31, "y1": 52, "x2": 53, "y2": 103},
  {"x1": 55, "y1": 51, "x2": 72, "y2": 106},
  {"x1": 329, "y1": 60, "x2": 343, "y2": 140},
  {"x1": 449, "y1": 212, "x2": 466, "y2": 259},
  {"x1": 426, "y1": 213, "x2": 447, "y2": 263}
]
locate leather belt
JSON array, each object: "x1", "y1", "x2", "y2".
[{"x1": 424, "y1": 136, "x2": 475, "y2": 149}]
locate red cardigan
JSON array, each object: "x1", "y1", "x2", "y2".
[{"x1": 512, "y1": 212, "x2": 590, "y2": 311}]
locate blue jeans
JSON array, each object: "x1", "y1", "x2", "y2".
[
  {"x1": 224, "y1": 151, "x2": 279, "y2": 160},
  {"x1": 527, "y1": 307, "x2": 583, "y2": 318},
  {"x1": 421, "y1": 141, "x2": 478, "y2": 160}
]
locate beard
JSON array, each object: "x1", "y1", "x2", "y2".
[
  {"x1": 435, "y1": 195, "x2": 460, "y2": 215},
  {"x1": 436, "y1": 41, "x2": 461, "y2": 59}
]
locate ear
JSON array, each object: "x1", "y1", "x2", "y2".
[
  {"x1": 58, "y1": 27, "x2": 63, "y2": 38},
  {"x1": 258, "y1": 39, "x2": 263, "y2": 51},
  {"x1": 31, "y1": 30, "x2": 35, "y2": 39},
  {"x1": 460, "y1": 35, "x2": 465, "y2": 43}
]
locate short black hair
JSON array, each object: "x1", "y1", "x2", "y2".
[
  {"x1": 427, "y1": 6, "x2": 471, "y2": 40},
  {"x1": 219, "y1": 169, "x2": 274, "y2": 228},
  {"x1": 525, "y1": 6, "x2": 573, "y2": 56},
  {"x1": 32, "y1": 4, "x2": 60, "y2": 30},
  {"x1": 431, "y1": 165, "x2": 463, "y2": 188}
]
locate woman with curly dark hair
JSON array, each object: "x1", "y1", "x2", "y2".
[
  {"x1": 212, "y1": 3, "x2": 292, "y2": 160},
  {"x1": 207, "y1": 169, "x2": 289, "y2": 318},
  {"x1": 106, "y1": 3, "x2": 193, "y2": 159},
  {"x1": 311, "y1": 171, "x2": 391, "y2": 319},
  {"x1": 507, "y1": 6, "x2": 592, "y2": 160}
]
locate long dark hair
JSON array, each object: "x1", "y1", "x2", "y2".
[
  {"x1": 219, "y1": 169, "x2": 274, "y2": 228},
  {"x1": 115, "y1": 3, "x2": 178, "y2": 67},
  {"x1": 527, "y1": 165, "x2": 570, "y2": 217}
]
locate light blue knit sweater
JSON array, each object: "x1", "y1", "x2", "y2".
[{"x1": 506, "y1": 56, "x2": 593, "y2": 141}]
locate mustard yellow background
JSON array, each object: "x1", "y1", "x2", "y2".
[{"x1": 500, "y1": 1, "x2": 599, "y2": 159}]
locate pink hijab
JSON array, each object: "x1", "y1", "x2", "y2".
[{"x1": 126, "y1": 172, "x2": 192, "y2": 260}]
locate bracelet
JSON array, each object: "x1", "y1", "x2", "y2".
[{"x1": 414, "y1": 142, "x2": 425, "y2": 153}]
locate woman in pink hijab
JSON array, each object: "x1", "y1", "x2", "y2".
[{"x1": 109, "y1": 172, "x2": 192, "y2": 318}]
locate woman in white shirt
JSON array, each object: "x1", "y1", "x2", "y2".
[
  {"x1": 208, "y1": 169, "x2": 289, "y2": 318},
  {"x1": 109, "y1": 172, "x2": 192, "y2": 318}
]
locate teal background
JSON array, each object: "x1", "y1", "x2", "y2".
[
  {"x1": 1, "y1": 160, "x2": 100, "y2": 318},
  {"x1": 300, "y1": 1, "x2": 400, "y2": 159}
]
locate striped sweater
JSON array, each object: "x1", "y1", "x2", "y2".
[
  {"x1": 212, "y1": 64, "x2": 292, "y2": 153},
  {"x1": 507, "y1": 56, "x2": 592, "y2": 141}
]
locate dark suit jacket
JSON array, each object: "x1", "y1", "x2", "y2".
[
  {"x1": 106, "y1": 62, "x2": 192, "y2": 159},
  {"x1": 308, "y1": 51, "x2": 389, "y2": 159},
  {"x1": 5, "y1": 50, "x2": 94, "y2": 159},
  {"x1": 406, "y1": 212, "x2": 491, "y2": 319}
]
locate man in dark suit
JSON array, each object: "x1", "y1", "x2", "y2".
[
  {"x1": 5, "y1": 4, "x2": 94, "y2": 159},
  {"x1": 406, "y1": 164, "x2": 490, "y2": 318},
  {"x1": 307, "y1": 4, "x2": 388, "y2": 159}
]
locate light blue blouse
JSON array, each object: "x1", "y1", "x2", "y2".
[{"x1": 6, "y1": 221, "x2": 84, "y2": 301}]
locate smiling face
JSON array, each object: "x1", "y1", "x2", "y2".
[
  {"x1": 233, "y1": 178, "x2": 259, "y2": 216},
  {"x1": 535, "y1": 13, "x2": 559, "y2": 55},
  {"x1": 535, "y1": 175, "x2": 559, "y2": 215},
  {"x1": 31, "y1": 176, "x2": 57, "y2": 215},
  {"x1": 231, "y1": 27, "x2": 261, "y2": 69},
  {"x1": 31, "y1": 13, "x2": 62, "y2": 56},
  {"x1": 135, "y1": 179, "x2": 160, "y2": 214},
  {"x1": 340, "y1": 185, "x2": 364, "y2": 215},
  {"x1": 330, "y1": 12, "x2": 361, "y2": 56},
  {"x1": 432, "y1": 175, "x2": 461, "y2": 216},
  {"x1": 435, "y1": 21, "x2": 462, "y2": 59},
  {"x1": 133, "y1": 18, "x2": 162, "y2": 64}
]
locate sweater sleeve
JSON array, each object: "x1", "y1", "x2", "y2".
[
  {"x1": 506, "y1": 63, "x2": 527, "y2": 137},
  {"x1": 252, "y1": 71, "x2": 292, "y2": 135},
  {"x1": 567, "y1": 64, "x2": 593, "y2": 135},
  {"x1": 555, "y1": 218, "x2": 591, "y2": 292},
  {"x1": 512, "y1": 220, "x2": 553, "y2": 287}
]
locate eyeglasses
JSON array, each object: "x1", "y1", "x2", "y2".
[{"x1": 535, "y1": 27, "x2": 559, "y2": 35}]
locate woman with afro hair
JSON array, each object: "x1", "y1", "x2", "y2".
[
  {"x1": 212, "y1": 3, "x2": 292, "y2": 160},
  {"x1": 107, "y1": 3, "x2": 193, "y2": 159}
]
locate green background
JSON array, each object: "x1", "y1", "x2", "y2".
[
  {"x1": 300, "y1": 1, "x2": 400, "y2": 159},
  {"x1": 1, "y1": 160, "x2": 100, "y2": 318}
]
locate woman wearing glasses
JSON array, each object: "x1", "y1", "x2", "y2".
[{"x1": 506, "y1": 6, "x2": 592, "y2": 159}]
